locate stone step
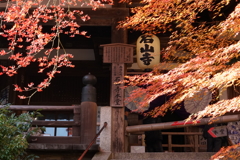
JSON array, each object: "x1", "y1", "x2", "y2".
[
  {"x1": 111, "y1": 152, "x2": 216, "y2": 160},
  {"x1": 111, "y1": 159, "x2": 204, "y2": 160}
]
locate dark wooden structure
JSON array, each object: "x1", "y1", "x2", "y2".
[
  {"x1": 0, "y1": 1, "x2": 195, "y2": 156},
  {"x1": 0, "y1": 1, "x2": 133, "y2": 158},
  {"x1": 0, "y1": 0, "x2": 131, "y2": 105}
]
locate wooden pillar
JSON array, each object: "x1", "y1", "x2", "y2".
[
  {"x1": 111, "y1": 17, "x2": 128, "y2": 44},
  {"x1": 111, "y1": 0, "x2": 128, "y2": 44},
  {"x1": 101, "y1": 43, "x2": 134, "y2": 152},
  {"x1": 109, "y1": 4, "x2": 129, "y2": 152},
  {"x1": 99, "y1": 3, "x2": 131, "y2": 151}
]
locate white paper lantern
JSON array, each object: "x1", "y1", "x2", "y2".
[{"x1": 136, "y1": 34, "x2": 160, "y2": 70}]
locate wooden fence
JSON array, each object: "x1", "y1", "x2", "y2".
[{"x1": 131, "y1": 131, "x2": 206, "y2": 152}]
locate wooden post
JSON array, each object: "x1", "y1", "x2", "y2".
[
  {"x1": 73, "y1": 105, "x2": 81, "y2": 136},
  {"x1": 80, "y1": 101, "x2": 98, "y2": 144},
  {"x1": 194, "y1": 134, "x2": 199, "y2": 152},
  {"x1": 101, "y1": 43, "x2": 135, "y2": 152},
  {"x1": 168, "y1": 134, "x2": 172, "y2": 152},
  {"x1": 80, "y1": 73, "x2": 98, "y2": 144}
]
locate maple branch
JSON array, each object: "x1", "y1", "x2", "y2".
[{"x1": 0, "y1": 0, "x2": 113, "y2": 102}]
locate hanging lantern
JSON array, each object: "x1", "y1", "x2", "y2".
[{"x1": 136, "y1": 34, "x2": 160, "y2": 70}]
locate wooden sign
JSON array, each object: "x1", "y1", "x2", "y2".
[
  {"x1": 101, "y1": 43, "x2": 134, "y2": 63},
  {"x1": 111, "y1": 63, "x2": 124, "y2": 107},
  {"x1": 208, "y1": 126, "x2": 227, "y2": 138}
]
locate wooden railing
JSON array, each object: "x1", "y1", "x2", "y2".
[
  {"x1": 9, "y1": 105, "x2": 81, "y2": 144},
  {"x1": 8, "y1": 105, "x2": 102, "y2": 145},
  {"x1": 162, "y1": 132, "x2": 204, "y2": 152},
  {"x1": 132, "y1": 132, "x2": 206, "y2": 152}
]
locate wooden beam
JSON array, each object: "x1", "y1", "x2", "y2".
[
  {"x1": 79, "y1": 8, "x2": 129, "y2": 26},
  {"x1": 32, "y1": 120, "x2": 80, "y2": 127},
  {"x1": 28, "y1": 143, "x2": 99, "y2": 151},
  {"x1": 0, "y1": 8, "x2": 129, "y2": 26},
  {"x1": 4, "y1": 105, "x2": 76, "y2": 110},
  {"x1": 127, "y1": 63, "x2": 182, "y2": 72},
  {"x1": 29, "y1": 136, "x2": 81, "y2": 144}
]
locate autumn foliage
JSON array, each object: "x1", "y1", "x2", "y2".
[
  {"x1": 0, "y1": 0, "x2": 112, "y2": 102},
  {"x1": 119, "y1": 0, "x2": 240, "y2": 158},
  {"x1": 119, "y1": 0, "x2": 240, "y2": 119},
  {"x1": 0, "y1": 0, "x2": 239, "y2": 158}
]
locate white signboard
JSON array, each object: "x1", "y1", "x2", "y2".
[{"x1": 208, "y1": 126, "x2": 227, "y2": 138}]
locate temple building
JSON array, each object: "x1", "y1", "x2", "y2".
[{"x1": 0, "y1": 0, "x2": 240, "y2": 160}]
